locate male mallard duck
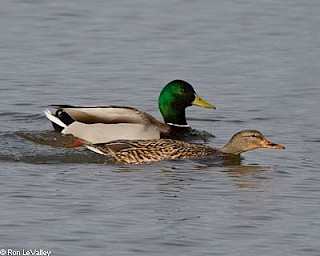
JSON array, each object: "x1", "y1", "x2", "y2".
[
  {"x1": 44, "y1": 80, "x2": 215, "y2": 144},
  {"x1": 86, "y1": 130, "x2": 285, "y2": 164}
]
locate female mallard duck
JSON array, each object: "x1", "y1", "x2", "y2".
[
  {"x1": 86, "y1": 130, "x2": 285, "y2": 164},
  {"x1": 44, "y1": 80, "x2": 214, "y2": 144}
]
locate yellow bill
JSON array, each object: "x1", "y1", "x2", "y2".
[{"x1": 192, "y1": 94, "x2": 216, "y2": 109}]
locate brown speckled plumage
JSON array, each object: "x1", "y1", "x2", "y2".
[{"x1": 91, "y1": 139, "x2": 217, "y2": 164}]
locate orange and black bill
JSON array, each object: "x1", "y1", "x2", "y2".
[{"x1": 261, "y1": 139, "x2": 285, "y2": 150}]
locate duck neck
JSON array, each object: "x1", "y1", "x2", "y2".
[
  {"x1": 159, "y1": 102, "x2": 188, "y2": 125},
  {"x1": 219, "y1": 139, "x2": 245, "y2": 155}
]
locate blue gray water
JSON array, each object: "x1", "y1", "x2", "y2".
[{"x1": 1, "y1": 0, "x2": 320, "y2": 255}]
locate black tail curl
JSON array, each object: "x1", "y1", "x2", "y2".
[{"x1": 52, "y1": 110, "x2": 74, "y2": 132}]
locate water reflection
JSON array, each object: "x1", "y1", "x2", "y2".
[
  {"x1": 18, "y1": 131, "x2": 79, "y2": 148},
  {"x1": 0, "y1": 131, "x2": 107, "y2": 164},
  {"x1": 222, "y1": 165, "x2": 273, "y2": 189}
]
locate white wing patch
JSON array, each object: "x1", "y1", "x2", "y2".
[{"x1": 86, "y1": 145, "x2": 107, "y2": 155}]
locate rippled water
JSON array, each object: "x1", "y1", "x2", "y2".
[{"x1": 1, "y1": 0, "x2": 320, "y2": 255}]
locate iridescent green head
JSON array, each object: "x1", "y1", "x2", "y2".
[{"x1": 158, "y1": 80, "x2": 215, "y2": 125}]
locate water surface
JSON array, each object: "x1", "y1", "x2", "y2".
[{"x1": 1, "y1": 0, "x2": 320, "y2": 255}]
